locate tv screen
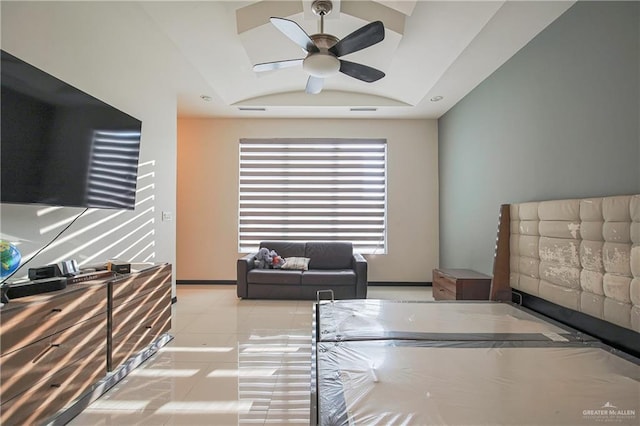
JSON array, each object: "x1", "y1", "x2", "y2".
[{"x1": 1, "y1": 50, "x2": 142, "y2": 210}]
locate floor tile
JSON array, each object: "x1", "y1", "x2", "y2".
[
  {"x1": 70, "y1": 284, "x2": 432, "y2": 425},
  {"x1": 67, "y1": 409, "x2": 172, "y2": 425}
]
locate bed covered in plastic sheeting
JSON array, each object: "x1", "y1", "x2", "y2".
[
  {"x1": 317, "y1": 340, "x2": 640, "y2": 426},
  {"x1": 317, "y1": 300, "x2": 586, "y2": 342},
  {"x1": 311, "y1": 300, "x2": 640, "y2": 425}
]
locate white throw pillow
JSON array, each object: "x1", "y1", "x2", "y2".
[{"x1": 281, "y1": 257, "x2": 310, "y2": 271}]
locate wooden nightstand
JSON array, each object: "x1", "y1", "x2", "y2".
[{"x1": 432, "y1": 268, "x2": 492, "y2": 301}]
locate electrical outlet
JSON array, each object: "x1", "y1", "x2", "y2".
[{"x1": 162, "y1": 211, "x2": 173, "y2": 221}]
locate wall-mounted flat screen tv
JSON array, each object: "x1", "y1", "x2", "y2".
[{"x1": 1, "y1": 50, "x2": 142, "y2": 210}]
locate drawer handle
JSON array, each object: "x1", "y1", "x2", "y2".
[
  {"x1": 32, "y1": 344, "x2": 60, "y2": 364},
  {"x1": 50, "y1": 383, "x2": 61, "y2": 388},
  {"x1": 145, "y1": 326, "x2": 152, "y2": 329},
  {"x1": 45, "y1": 308, "x2": 63, "y2": 318},
  {"x1": 439, "y1": 288, "x2": 445, "y2": 291}
]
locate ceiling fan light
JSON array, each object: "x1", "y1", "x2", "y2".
[{"x1": 303, "y1": 53, "x2": 340, "y2": 78}]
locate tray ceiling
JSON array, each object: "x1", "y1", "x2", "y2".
[{"x1": 138, "y1": 0, "x2": 574, "y2": 118}]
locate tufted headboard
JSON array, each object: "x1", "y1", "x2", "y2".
[{"x1": 491, "y1": 194, "x2": 640, "y2": 355}]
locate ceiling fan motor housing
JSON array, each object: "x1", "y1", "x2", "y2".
[
  {"x1": 303, "y1": 33, "x2": 340, "y2": 78},
  {"x1": 310, "y1": 33, "x2": 339, "y2": 49}
]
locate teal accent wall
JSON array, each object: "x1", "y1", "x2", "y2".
[{"x1": 438, "y1": 1, "x2": 640, "y2": 274}]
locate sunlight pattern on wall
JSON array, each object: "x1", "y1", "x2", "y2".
[{"x1": 0, "y1": 160, "x2": 157, "y2": 282}]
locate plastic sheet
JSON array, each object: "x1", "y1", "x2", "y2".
[
  {"x1": 318, "y1": 300, "x2": 577, "y2": 342},
  {"x1": 317, "y1": 340, "x2": 640, "y2": 425}
]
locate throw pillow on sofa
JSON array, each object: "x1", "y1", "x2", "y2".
[{"x1": 281, "y1": 257, "x2": 310, "y2": 270}]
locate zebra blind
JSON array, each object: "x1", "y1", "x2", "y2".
[{"x1": 239, "y1": 138, "x2": 387, "y2": 254}]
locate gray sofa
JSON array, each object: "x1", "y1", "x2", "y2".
[{"x1": 237, "y1": 241, "x2": 367, "y2": 300}]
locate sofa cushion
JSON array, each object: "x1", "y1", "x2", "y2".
[
  {"x1": 301, "y1": 270, "x2": 356, "y2": 286},
  {"x1": 305, "y1": 242, "x2": 353, "y2": 270},
  {"x1": 248, "y1": 269, "x2": 302, "y2": 285},
  {"x1": 260, "y1": 241, "x2": 306, "y2": 258}
]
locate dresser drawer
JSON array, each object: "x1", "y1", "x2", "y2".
[
  {"x1": 433, "y1": 285, "x2": 456, "y2": 301},
  {"x1": 111, "y1": 284, "x2": 171, "y2": 369},
  {"x1": 112, "y1": 283, "x2": 171, "y2": 330},
  {"x1": 0, "y1": 284, "x2": 107, "y2": 356},
  {"x1": 433, "y1": 270, "x2": 458, "y2": 294},
  {"x1": 1, "y1": 348, "x2": 105, "y2": 426},
  {"x1": 1, "y1": 313, "x2": 106, "y2": 403},
  {"x1": 432, "y1": 268, "x2": 492, "y2": 301},
  {"x1": 111, "y1": 263, "x2": 171, "y2": 308}
]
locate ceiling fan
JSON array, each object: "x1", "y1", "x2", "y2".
[{"x1": 253, "y1": 0, "x2": 385, "y2": 94}]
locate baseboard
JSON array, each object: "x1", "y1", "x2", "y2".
[
  {"x1": 177, "y1": 280, "x2": 432, "y2": 287},
  {"x1": 368, "y1": 281, "x2": 432, "y2": 287}
]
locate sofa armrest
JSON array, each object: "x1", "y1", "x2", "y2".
[
  {"x1": 352, "y1": 253, "x2": 368, "y2": 299},
  {"x1": 237, "y1": 253, "x2": 256, "y2": 298}
]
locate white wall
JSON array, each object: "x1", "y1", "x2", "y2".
[
  {"x1": 177, "y1": 118, "x2": 439, "y2": 283},
  {"x1": 0, "y1": 2, "x2": 207, "y2": 295}
]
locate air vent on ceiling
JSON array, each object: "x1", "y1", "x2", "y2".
[
  {"x1": 238, "y1": 107, "x2": 266, "y2": 111},
  {"x1": 350, "y1": 107, "x2": 377, "y2": 112}
]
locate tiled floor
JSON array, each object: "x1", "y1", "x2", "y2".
[{"x1": 70, "y1": 285, "x2": 433, "y2": 425}]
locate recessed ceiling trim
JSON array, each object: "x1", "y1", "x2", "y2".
[
  {"x1": 237, "y1": 0, "x2": 405, "y2": 37},
  {"x1": 234, "y1": 90, "x2": 410, "y2": 107}
]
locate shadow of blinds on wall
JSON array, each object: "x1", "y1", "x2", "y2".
[
  {"x1": 85, "y1": 130, "x2": 141, "y2": 209},
  {"x1": 239, "y1": 138, "x2": 387, "y2": 254}
]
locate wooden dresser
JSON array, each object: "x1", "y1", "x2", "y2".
[
  {"x1": 0, "y1": 281, "x2": 108, "y2": 426},
  {"x1": 432, "y1": 268, "x2": 492, "y2": 301},
  {"x1": 109, "y1": 263, "x2": 172, "y2": 370},
  {"x1": 0, "y1": 263, "x2": 172, "y2": 425}
]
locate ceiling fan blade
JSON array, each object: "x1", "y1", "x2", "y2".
[
  {"x1": 270, "y1": 17, "x2": 319, "y2": 53},
  {"x1": 329, "y1": 21, "x2": 384, "y2": 57},
  {"x1": 339, "y1": 60, "x2": 385, "y2": 83},
  {"x1": 305, "y1": 75, "x2": 324, "y2": 94},
  {"x1": 253, "y1": 59, "x2": 303, "y2": 73}
]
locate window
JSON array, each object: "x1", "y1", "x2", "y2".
[{"x1": 239, "y1": 138, "x2": 387, "y2": 254}]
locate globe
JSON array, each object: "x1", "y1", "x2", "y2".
[{"x1": 0, "y1": 240, "x2": 21, "y2": 278}]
